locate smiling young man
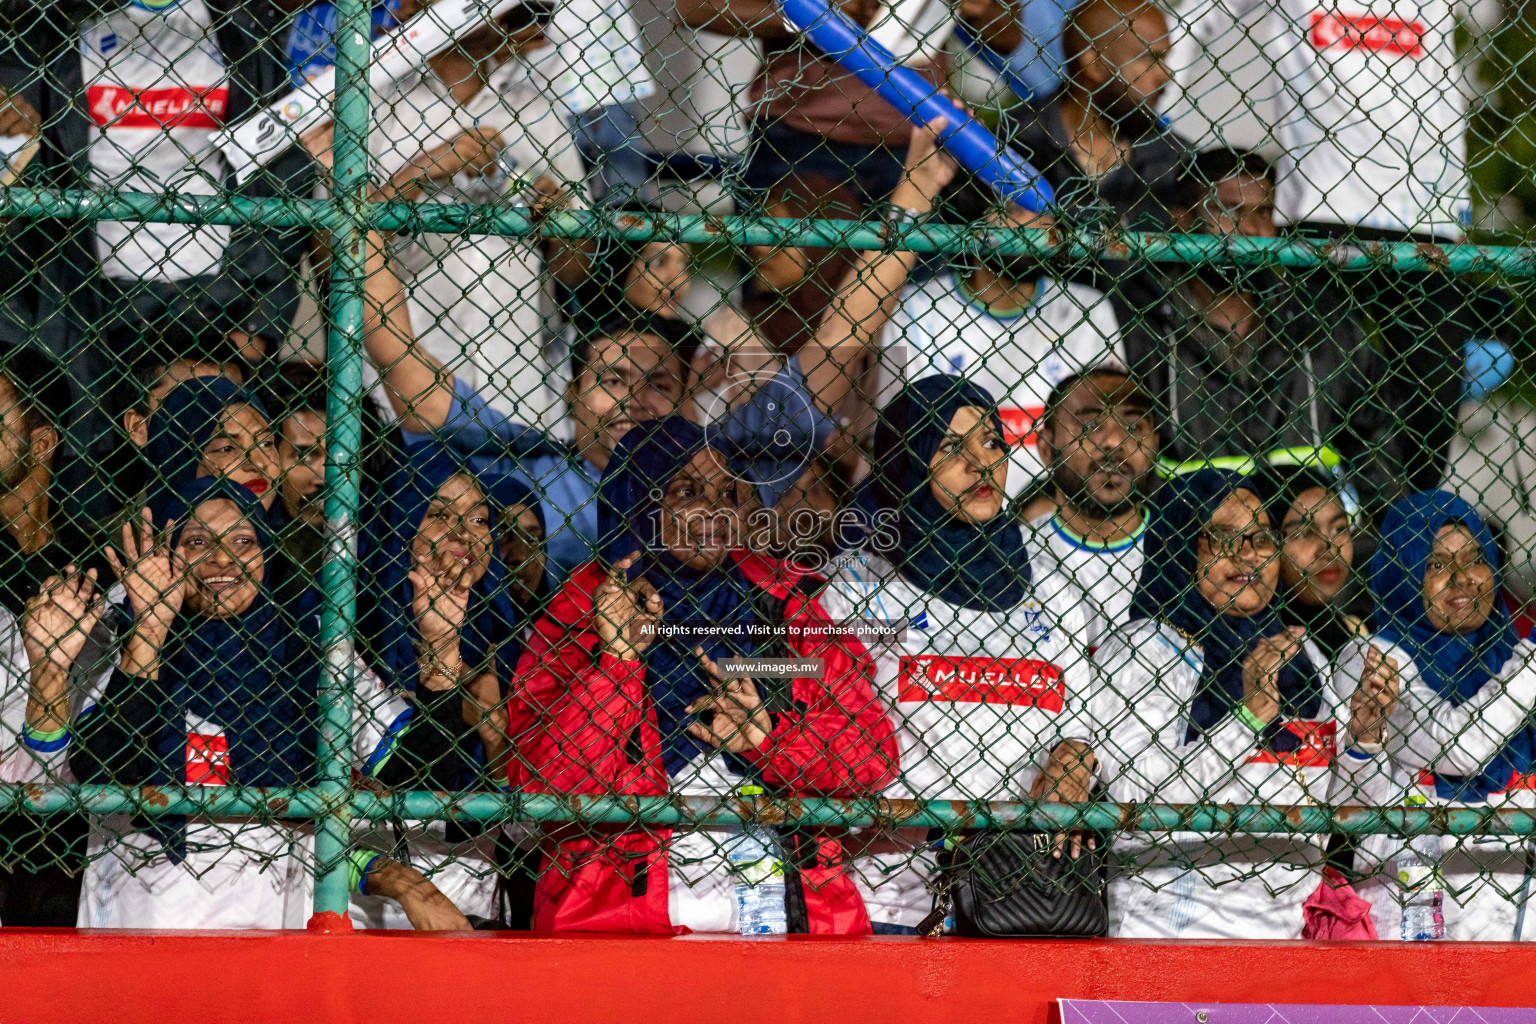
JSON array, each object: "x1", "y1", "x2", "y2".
[
  {"x1": 513, "y1": 314, "x2": 701, "y2": 588},
  {"x1": 259, "y1": 361, "x2": 395, "y2": 577},
  {"x1": 1026, "y1": 368, "x2": 1160, "y2": 647}
]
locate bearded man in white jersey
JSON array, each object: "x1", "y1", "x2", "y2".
[{"x1": 1026, "y1": 367, "x2": 1160, "y2": 648}]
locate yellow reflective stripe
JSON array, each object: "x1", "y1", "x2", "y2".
[
  {"x1": 1263, "y1": 445, "x2": 1343, "y2": 471},
  {"x1": 1157, "y1": 455, "x2": 1255, "y2": 478},
  {"x1": 1157, "y1": 446, "x2": 1343, "y2": 478}
]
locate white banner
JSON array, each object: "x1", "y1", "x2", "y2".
[{"x1": 211, "y1": 0, "x2": 522, "y2": 184}]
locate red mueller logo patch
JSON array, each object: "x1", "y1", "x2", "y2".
[
  {"x1": 185, "y1": 733, "x2": 230, "y2": 787},
  {"x1": 997, "y1": 406, "x2": 1045, "y2": 448},
  {"x1": 87, "y1": 84, "x2": 229, "y2": 130},
  {"x1": 1308, "y1": 12, "x2": 1426, "y2": 57},
  {"x1": 897, "y1": 656, "x2": 1065, "y2": 709},
  {"x1": 1246, "y1": 720, "x2": 1336, "y2": 768}
]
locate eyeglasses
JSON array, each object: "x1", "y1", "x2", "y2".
[{"x1": 1201, "y1": 527, "x2": 1280, "y2": 557}]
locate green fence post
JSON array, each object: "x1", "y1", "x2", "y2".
[{"x1": 311, "y1": 0, "x2": 373, "y2": 926}]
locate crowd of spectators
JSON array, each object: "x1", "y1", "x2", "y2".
[{"x1": 0, "y1": 0, "x2": 1528, "y2": 941}]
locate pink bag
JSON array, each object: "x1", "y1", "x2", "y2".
[{"x1": 1302, "y1": 866, "x2": 1379, "y2": 939}]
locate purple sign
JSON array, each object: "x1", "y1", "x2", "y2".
[{"x1": 1058, "y1": 1002, "x2": 1533, "y2": 1024}]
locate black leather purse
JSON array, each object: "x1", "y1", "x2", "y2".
[{"x1": 921, "y1": 828, "x2": 1110, "y2": 938}]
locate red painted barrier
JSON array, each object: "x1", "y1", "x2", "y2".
[{"x1": 2, "y1": 931, "x2": 1534, "y2": 1024}]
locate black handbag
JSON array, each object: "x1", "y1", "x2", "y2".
[{"x1": 921, "y1": 828, "x2": 1110, "y2": 938}]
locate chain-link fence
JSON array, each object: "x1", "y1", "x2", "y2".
[{"x1": 0, "y1": 0, "x2": 1533, "y2": 941}]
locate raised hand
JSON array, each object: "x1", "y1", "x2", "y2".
[
  {"x1": 0, "y1": 87, "x2": 41, "y2": 141},
  {"x1": 892, "y1": 116, "x2": 961, "y2": 209},
  {"x1": 685, "y1": 647, "x2": 772, "y2": 754},
  {"x1": 529, "y1": 174, "x2": 575, "y2": 217},
  {"x1": 1348, "y1": 644, "x2": 1401, "y2": 745},
  {"x1": 409, "y1": 558, "x2": 473, "y2": 690},
  {"x1": 23, "y1": 566, "x2": 103, "y2": 673},
  {"x1": 105, "y1": 509, "x2": 187, "y2": 639},
  {"x1": 409, "y1": 560, "x2": 473, "y2": 646},
  {"x1": 593, "y1": 552, "x2": 663, "y2": 660},
  {"x1": 1241, "y1": 626, "x2": 1307, "y2": 726}
]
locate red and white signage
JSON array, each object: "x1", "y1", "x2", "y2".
[
  {"x1": 87, "y1": 84, "x2": 229, "y2": 130},
  {"x1": 897, "y1": 655, "x2": 1065, "y2": 709},
  {"x1": 997, "y1": 406, "x2": 1044, "y2": 448},
  {"x1": 1308, "y1": 12, "x2": 1426, "y2": 58},
  {"x1": 185, "y1": 733, "x2": 231, "y2": 787}
]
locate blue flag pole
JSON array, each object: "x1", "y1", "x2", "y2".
[{"x1": 777, "y1": 0, "x2": 1054, "y2": 213}]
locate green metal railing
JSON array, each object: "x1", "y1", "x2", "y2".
[
  {"x1": 311, "y1": 0, "x2": 373, "y2": 922},
  {"x1": 4, "y1": 187, "x2": 1532, "y2": 274},
  {"x1": 6, "y1": 785, "x2": 1536, "y2": 837}
]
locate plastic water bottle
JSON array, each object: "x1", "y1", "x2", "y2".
[
  {"x1": 1398, "y1": 798, "x2": 1446, "y2": 941},
  {"x1": 730, "y1": 788, "x2": 787, "y2": 935}
]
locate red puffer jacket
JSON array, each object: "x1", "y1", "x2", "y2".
[{"x1": 506, "y1": 553, "x2": 898, "y2": 934}]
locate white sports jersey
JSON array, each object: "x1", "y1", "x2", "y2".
[
  {"x1": 1026, "y1": 510, "x2": 1148, "y2": 650},
  {"x1": 0, "y1": 603, "x2": 117, "y2": 786},
  {"x1": 81, "y1": 0, "x2": 231, "y2": 281},
  {"x1": 69, "y1": 646, "x2": 496, "y2": 929},
  {"x1": 878, "y1": 273, "x2": 1125, "y2": 499},
  {"x1": 1092, "y1": 619, "x2": 1339, "y2": 938},
  {"x1": 1169, "y1": 0, "x2": 1469, "y2": 238},
  {"x1": 820, "y1": 544, "x2": 1098, "y2": 928},
  {"x1": 1329, "y1": 636, "x2": 1536, "y2": 941},
  {"x1": 365, "y1": 64, "x2": 586, "y2": 429},
  {"x1": 519, "y1": 0, "x2": 657, "y2": 115}
]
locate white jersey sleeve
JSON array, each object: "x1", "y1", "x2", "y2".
[
  {"x1": 1066, "y1": 281, "x2": 1127, "y2": 367},
  {"x1": 0, "y1": 601, "x2": 121, "y2": 785},
  {"x1": 1091, "y1": 619, "x2": 1260, "y2": 802},
  {"x1": 1176, "y1": 0, "x2": 1263, "y2": 47},
  {"x1": 472, "y1": 69, "x2": 590, "y2": 198},
  {"x1": 1378, "y1": 636, "x2": 1536, "y2": 778},
  {"x1": 1048, "y1": 580, "x2": 1102, "y2": 749},
  {"x1": 351, "y1": 658, "x2": 416, "y2": 777},
  {"x1": 0, "y1": 609, "x2": 40, "y2": 784}
]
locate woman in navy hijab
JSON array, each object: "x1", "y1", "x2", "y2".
[
  {"x1": 1335, "y1": 490, "x2": 1536, "y2": 941},
  {"x1": 350, "y1": 447, "x2": 529, "y2": 927},
  {"x1": 509, "y1": 415, "x2": 896, "y2": 935},
  {"x1": 59, "y1": 478, "x2": 329, "y2": 928},
  {"x1": 39, "y1": 471, "x2": 497, "y2": 929},
  {"x1": 818, "y1": 374, "x2": 1102, "y2": 934},
  {"x1": 1091, "y1": 468, "x2": 1338, "y2": 938},
  {"x1": 357, "y1": 446, "x2": 523, "y2": 769},
  {"x1": 144, "y1": 376, "x2": 280, "y2": 513}
]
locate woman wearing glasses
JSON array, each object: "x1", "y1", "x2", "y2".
[
  {"x1": 1330, "y1": 491, "x2": 1536, "y2": 941},
  {"x1": 1090, "y1": 468, "x2": 1342, "y2": 937}
]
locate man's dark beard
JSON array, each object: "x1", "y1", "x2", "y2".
[
  {"x1": 1098, "y1": 83, "x2": 1162, "y2": 140},
  {"x1": 0, "y1": 449, "x2": 28, "y2": 491},
  {"x1": 1191, "y1": 261, "x2": 1276, "y2": 296},
  {"x1": 975, "y1": 250, "x2": 1041, "y2": 286},
  {"x1": 1053, "y1": 458, "x2": 1146, "y2": 519}
]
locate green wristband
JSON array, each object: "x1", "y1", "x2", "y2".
[
  {"x1": 348, "y1": 850, "x2": 384, "y2": 896},
  {"x1": 1234, "y1": 704, "x2": 1268, "y2": 734}
]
